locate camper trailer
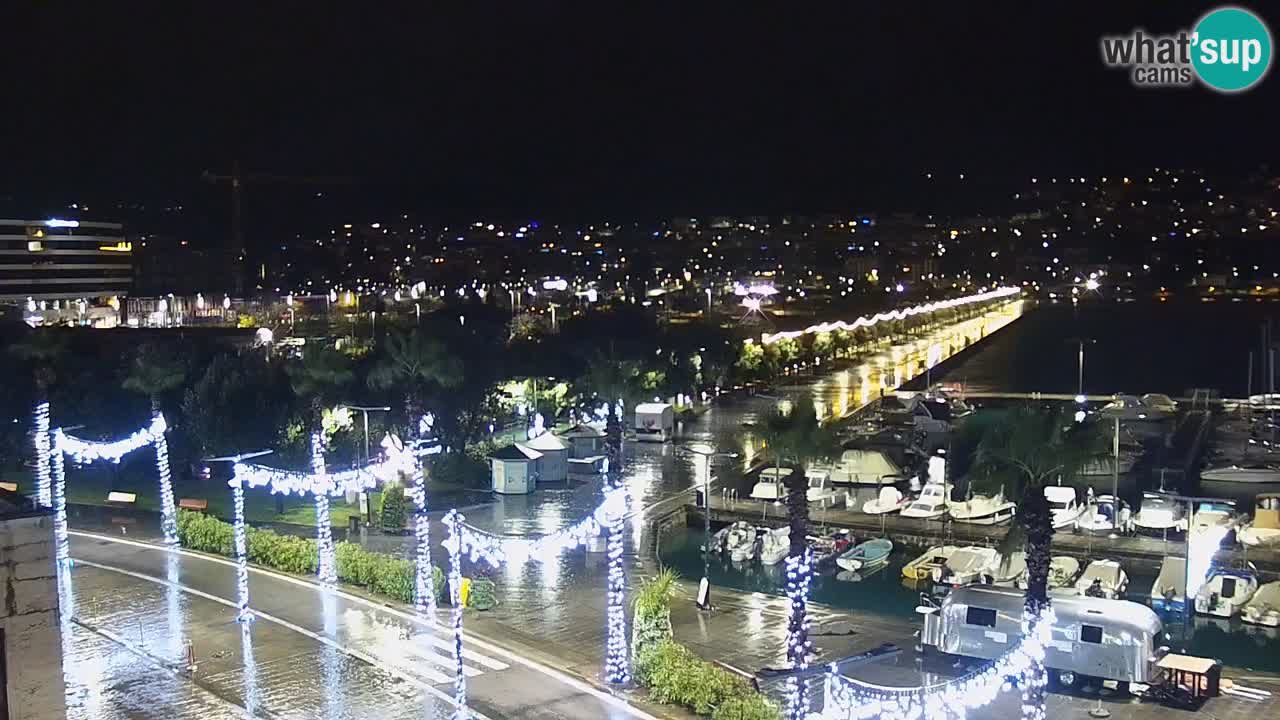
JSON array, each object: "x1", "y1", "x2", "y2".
[
  {"x1": 634, "y1": 403, "x2": 675, "y2": 442},
  {"x1": 920, "y1": 586, "x2": 1165, "y2": 689}
]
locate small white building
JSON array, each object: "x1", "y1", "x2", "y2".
[
  {"x1": 634, "y1": 402, "x2": 675, "y2": 442},
  {"x1": 0, "y1": 494, "x2": 66, "y2": 720},
  {"x1": 523, "y1": 431, "x2": 571, "y2": 483},
  {"x1": 490, "y1": 444, "x2": 542, "y2": 495},
  {"x1": 561, "y1": 423, "x2": 606, "y2": 458}
]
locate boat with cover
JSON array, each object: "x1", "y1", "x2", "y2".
[
  {"x1": 932, "y1": 546, "x2": 998, "y2": 586},
  {"x1": 758, "y1": 526, "x2": 790, "y2": 565},
  {"x1": 835, "y1": 538, "x2": 893, "y2": 572},
  {"x1": 861, "y1": 485, "x2": 910, "y2": 514},
  {"x1": 1242, "y1": 581, "x2": 1280, "y2": 627},
  {"x1": 1074, "y1": 559, "x2": 1128, "y2": 599},
  {"x1": 902, "y1": 545, "x2": 958, "y2": 581},
  {"x1": 1150, "y1": 556, "x2": 1187, "y2": 613},
  {"x1": 1239, "y1": 494, "x2": 1280, "y2": 547}
]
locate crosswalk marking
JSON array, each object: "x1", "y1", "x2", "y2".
[
  {"x1": 400, "y1": 639, "x2": 484, "y2": 678},
  {"x1": 412, "y1": 632, "x2": 511, "y2": 671}
]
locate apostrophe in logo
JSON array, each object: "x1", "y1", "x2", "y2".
[{"x1": 1191, "y1": 6, "x2": 1272, "y2": 92}]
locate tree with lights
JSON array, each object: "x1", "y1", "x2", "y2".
[
  {"x1": 967, "y1": 406, "x2": 1106, "y2": 711},
  {"x1": 754, "y1": 396, "x2": 839, "y2": 671},
  {"x1": 10, "y1": 329, "x2": 69, "y2": 506},
  {"x1": 584, "y1": 349, "x2": 643, "y2": 474}
]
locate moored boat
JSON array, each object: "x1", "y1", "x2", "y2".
[
  {"x1": 861, "y1": 485, "x2": 910, "y2": 515},
  {"x1": 1074, "y1": 559, "x2": 1128, "y2": 599},
  {"x1": 835, "y1": 538, "x2": 893, "y2": 572},
  {"x1": 1195, "y1": 568, "x2": 1259, "y2": 618},
  {"x1": 1242, "y1": 581, "x2": 1280, "y2": 627},
  {"x1": 1239, "y1": 493, "x2": 1280, "y2": 547},
  {"x1": 1150, "y1": 556, "x2": 1187, "y2": 613},
  {"x1": 902, "y1": 545, "x2": 958, "y2": 581},
  {"x1": 932, "y1": 546, "x2": 998, "y2": 586}
]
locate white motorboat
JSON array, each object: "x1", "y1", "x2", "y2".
[
  {"x1": 1047, "y1": 556, "x2": 1081, "y2": 589},
  {"x1": 723, "y1": 522, "x2": 757, "y2": 562},
  {"x1": 932, "y1": 546, "x2": 998, "y2": 586},
  {"x1": 947, "y1": 489, "x2": 1016, "y2": 525},
  {"x1": 1075, "y1": 495, "x2": 1131, "y2": 535},
  {"x1": 901, "y1": 481, "x2": 949, "y2": 520},
  {"x1": 818, "y1": 448, "x2": 904, "y2": 485},
  {"x1": 1100, "y1": 394, "x2": 1170, "y2": 421},
  {"x1": 1074, "y1": 559, "x2": 1128, "y2": 599},
  {"x1": 1188, "y1": 502, "x2": 1239, "y2": 546},
  {"x1": 1140, "y1": 393, "x2": 1178, "y2": 413},
  {"x1": 1044, "y1": 485, "x2": 1085, "y2": 529},
  {"x1": 982, "y1": 551, "x2": 1026, "y2": 587},
  {"x1": 1195, "y1": 569, "x2": 1259, "y2": 618},
  {"x1": 861, "y1": 486, "x2": 910, "y2": 515},
  {"x1": 1242, "y1": 581, "x2": 1280, "y2": 627},
  {"x1": 1150, "y1": 556, "x2": 1187, "y2": 613},
  {"x1": 1079, "y1": 449, "x2": 1141, "y2": 477},
  {"x1": 1239, "y1": 494, "x2": 1280, "y2": 547},
  {"x1": 758, "y1": 527, "x2": 790, "y2": 565},
  {"x1": 1133, "y1": 493, "x2": 1187, "y2": 534},
  {"x1": 751, "y1": 467, "x2": 791, "y2": 501},
  {"x1": 901, "y1": 545, "x2": 958, "y2": 581},
  {"x1": 805, "y1": 469, "x2": 840, "y2": 505},
  {"x1": 1199, "y1": 462, "x2": 1280, "y2": 484}
]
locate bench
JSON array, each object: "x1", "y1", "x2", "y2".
[
  {"x1": 178, "y1": 498, "x2": 208, "y2": 511},
  {"x1": 0, "y1": 482, "x2": 17, "y2": 492},
  {"x1": 106, "y1": 491, "x2": 137, "y2": 504}
]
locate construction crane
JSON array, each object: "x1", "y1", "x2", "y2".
[{"x1": 202, "y1": 161, "x2": 356, "y2": 295}]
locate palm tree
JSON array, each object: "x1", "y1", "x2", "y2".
[
  {"x1": 367, "y1": 329, "x2": 463, "y2": 436},
  {"x1": 584, "y1": 349, "x2": 642, "y2": 482},
  {"x1": 287, "y1": 345, "x2": 354, "y2": 513},
  {"x1": 123, "y1": 343, "x2": 187, "y2": 412},
  {"x1": 754, "y1": 395, "x2": 840, "y2": 669},
  {"x1": 967, "y1": 405, "x2": 1106, "y2": 708},
  {"x1": 10, "y1": 329, "x2": 68, "y2": 505}
]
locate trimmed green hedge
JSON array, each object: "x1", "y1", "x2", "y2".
[
  {"x1": 176, "y1": 510, "x2": 444, "y2": 605},
  {"x1": 469, "y1": 578, "x2": 497, "y2": 610},
  {"x1": 636, "y1": 640, "x2": 779, "y2": 719}
]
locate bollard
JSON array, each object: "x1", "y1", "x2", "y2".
[{"x1": 184, "y1": 639, "x2": 197, "y2": 673}]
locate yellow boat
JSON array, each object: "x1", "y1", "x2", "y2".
[{"x1": 902, "y1": 545, "x2": 959, "y2": 581}]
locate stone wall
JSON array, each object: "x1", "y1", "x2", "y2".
[{"x1": 0, "y1": 512, "x2": 65, "y2": 720}]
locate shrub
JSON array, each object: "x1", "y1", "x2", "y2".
[
  {"x1": 712, "y1": 694, "x2": 780, "y2": 720},
  {"x1": 380, "y1": 485, "x2": 409, "y2": 531},
  {"x1": 177, "y1": 509, "x2": 234, "y2": 555},
  {"x1": 469, "y1": 578, "x2": 497, "y2": 610},
  {"x1": 176, "y1": 510, "x2": 444, "y2": 606},
  {"x1": 638, "y1": 638, "x2": 776, "y2": 718},
  {"x1": 632, "y1": 570, "x2": 677, "y2": 668}
]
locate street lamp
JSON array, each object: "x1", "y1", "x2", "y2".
[
  {"x1": 680, "y1": 444, "x2": 738, "y2": 611},
  {"x1": 342, "y1": 404, "x2": 392, "y2": 524}
]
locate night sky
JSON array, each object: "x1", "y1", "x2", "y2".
[{"x1": 1, "y1": 3, "x2": 1276, "y2": 219}]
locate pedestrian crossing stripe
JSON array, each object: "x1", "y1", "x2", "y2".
[{"x1": 400, "y1": 639, "x2": 484, "y2": 679}]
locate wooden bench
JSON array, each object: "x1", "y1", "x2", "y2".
[
  {"x1": 106, "y1": 491, "x2": 137, "y2": 504},
  {"x1": 178, "y1": 498, "x2": 208, "y2": 511},
  {"x1": 0, "y1": 482, "x2": 17, "y2": 492}
]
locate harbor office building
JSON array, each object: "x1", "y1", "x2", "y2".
[{"x1": 0, "y1": 219, "x2": 132, "y2": 326}]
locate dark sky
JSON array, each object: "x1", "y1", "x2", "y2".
[{"x1": 1, "y1": 2, "x2": 1276, "y2": 219}]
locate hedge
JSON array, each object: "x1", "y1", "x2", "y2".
[
  {"x1": 636, "y1": 639, "x2": 779, "y2": 719},
  {"x1": 176, "y1": 510, "x2": 444, "y2": 605}
]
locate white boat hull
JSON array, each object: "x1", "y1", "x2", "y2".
[
  {"x1": 1200, "y1": 467, "x2": 1280, "y2": 483},
  {"x1": 948, "y1": 503, "x2": 1016, "y2": 526}
]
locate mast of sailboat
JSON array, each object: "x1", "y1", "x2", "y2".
[{"x1": 1111, "y1": 414, "x2": 1120, "y2": 529}]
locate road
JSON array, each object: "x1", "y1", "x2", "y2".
[{"x1": 64, "y1": 532, "x2": 653, "y2": 720}]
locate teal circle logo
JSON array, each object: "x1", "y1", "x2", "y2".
[{"x1": 1192, "y1": 6, "x2": 1272, "y2": 92}]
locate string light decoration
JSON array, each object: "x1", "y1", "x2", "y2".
[
  {"x1": 153, "y1": 419, "x2": 178, "y2": 545},
  {"x1": 230, "y1": 478, "x2": 252, "y2": 622},
  {"x1": 442, "y1": 488, "x2": 631, "y2": 712},
  {"x1": 310, "y1": 432, "x2": 337, "y2": 586},
  {"x1": 227, "y1": 435, "x2": 435, "y2": 611},
  {"x1": 48, "y1": 414, "x2": 178, "y2": 557},
  {"x1": 33, "y1": 401, "x2": 51, "y2": 507},
  {"x1": 784, "y1": 547, "x2": 815, "y2": 720},
  {"x1": 603, "y1": 500, "x2": 631, "y2": 685},
  {"x1": 759, "y1": 286, "x2": 1020, "y2": 345},
  {"x1": 50, "y1": 448, "x2": 68, "y2": 566},
  {"x1": 820, "y1": 606, "x2": 1055, "y2": 720},
  {"x1": 407, "y1": 462, "x2": 435, "y2": 613},
  {"x1": 443, "y1": 510, "x2": 470, "y2": 718}
]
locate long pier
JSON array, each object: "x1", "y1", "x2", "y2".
[{"x1": 687, "y1": 494, "x2": 1280, "y2": 578}]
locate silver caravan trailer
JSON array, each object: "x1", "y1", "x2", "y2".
[{"x1": 920, "y1": 586, "x2": 1165, "y2": 689}]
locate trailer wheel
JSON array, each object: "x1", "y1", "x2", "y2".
[{"x1": 1053, "y1": 669, "x2": 1079, "y2": 690}]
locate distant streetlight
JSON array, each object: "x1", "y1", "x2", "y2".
[
  {"x1": 680, "y1": 444, "x2": 738, "y2": 610},
  {"x1": 1066, "y1": 337, "x2": 1096, "y2": 400}
]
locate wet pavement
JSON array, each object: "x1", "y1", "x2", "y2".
[{"x1": 63, "y1": 534, "x2": 649, "y2": 720}]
